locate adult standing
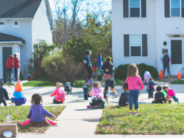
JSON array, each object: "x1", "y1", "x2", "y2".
[
  {"x1": 162, "y1": 51, "x2": 170, "y2": 75},
  {"x1": 6, "y1": 54, "x2": 13, "y2": 83},
  {"x1": 13, "y1": 54, "x2": 20, "y2": 81},
  {"x1": 97, "y1": 53, "x2": 103, "y2": 81},
  {"x1": 84, "y1": 50, "x2": 92, "y2": 83}
]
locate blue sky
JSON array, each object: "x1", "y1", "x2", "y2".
[{"x1": 48, "y1": 0, "x2": 112, "y2": 20}]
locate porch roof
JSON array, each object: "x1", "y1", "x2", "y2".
[{"x1": 0, "y1": 33, "x2": 25, "y2": 44}]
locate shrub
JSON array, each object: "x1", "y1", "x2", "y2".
[
  {"x1": 171, "y1": 79, "x2": 184, "y2": 84},
  {"x1": 115, "y1": 63, "x2": 158, "y2": 80},
  {"x1": 73, "y1": 80, "x2": 86, "y2": 87},
  {"x1": 41, "y1": 51, "x2": 86, "y2": 83}
]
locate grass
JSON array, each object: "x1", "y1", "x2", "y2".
[
  {"x1": 96, "y1": 104, "x2": 184, "y2": 135},
  {"x1": 0, "y1": 106, "x2": 66, "y2": 133},
  {"x1": 73, "y1": 80, "x2": 85, "y2": 87},
  {"x1": 171, "y1": 79, "x2": 184, "y2": 84},
  {"x1": 4, "y1": 83, "x2": 14, "y2": 86},
  {"x1": 23, "y1": 75, "x2": 55, "y2": 87}
]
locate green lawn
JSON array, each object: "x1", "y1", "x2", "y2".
[
  {"x1": 96, "y1": 104, "x2": 184, "y2": 135},
  {"x1": 4, "y1": 83, "x2": 14, "y2": 86},
  {"x1": 23, "y1": 75, "x2": 55, "y2": 87},
  {"x1": 171, "y1": 79, "x2": 184, "y2": 84},
  {"x1": 0, "y1": 106, "x2": 65, "y2": 133}
]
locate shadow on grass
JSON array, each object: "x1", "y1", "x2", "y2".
[{"x1": 75, "y1": 108, "x2": 102, "y2": 111}]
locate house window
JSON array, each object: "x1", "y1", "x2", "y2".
[
  {"x1": 0, "y1": 22, "x2": 4, "y2": 25},
  {"x1": 171, "y1": 0, "x2": 180, "y2": 17},
  {"x1": 130, "y1": 34, "x2": 142, "y2": 56},
  {"x1": 129, "y1": 0, "x2": 141, "y2": 17}
]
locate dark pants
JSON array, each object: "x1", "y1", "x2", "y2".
[
  {"x1": 14, "y1": 67, "x2": 18, "y2": 81},
  {"x1": 129, "y1": 89, "x2": 139, "y2": 110},
  {"x1": 7, "y1": 68, "x2": 11, "y2": 83},
  {"x1": 53, "y1": 99, "x2": 63, "y2": 104},
  {"x1": 163, "y1": 63, "x2": 170, "y2": 75},
  {"x1": 0, "y1": 100, "x2": 7, "y2": 106},
  {"x1": 104, "y1": 79, "x2": 115, "y2": 92},
  {"x1": 97, "y1": 75, "x2": 102, "y2": 81},
  {"x1": 87, "y1": 67, "x2": 92, "y2": 79},
  {"x1": 172, "y1": 95, "x2": 179, "y2": 103},
  {"x1": 147, "y1": 89, "x2": 153, "y2": 98}
]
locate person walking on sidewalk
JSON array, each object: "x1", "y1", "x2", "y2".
[
  {"x1": 13, "y1": 54, "x2": 20, "y2": 81},
  {"x1": 126, "y1": 64, "x2": 144, "y2": 115},
  {"x1": 6, "y1": 54, "x2": 13, "y2": 83}
]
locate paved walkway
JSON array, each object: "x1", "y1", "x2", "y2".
[{"x1": 2, "y1": 84, "x2": 184, "y2": 138}]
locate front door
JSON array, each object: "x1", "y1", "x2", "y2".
[
  {"x1": 3, "y1": 47, "x2": 12, "y2": 80},
  {"x1": 170, "y1": 40, "x2": 183, "y2": 75}
]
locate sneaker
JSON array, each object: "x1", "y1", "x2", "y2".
[{"x1": 134, "y1": 112, "x2": 138, "y2": 115}]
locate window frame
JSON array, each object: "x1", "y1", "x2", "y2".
[
  {"x1": 170, "y1": 0, "x2": 181, "y2": 17},
  {"x1": 129, "y1": 0, "x2": 141, "y2": 18},
  {"x1": 129, "y1": 34, "x2": 142, "y2": 57},
  {"x1": 13, "y1": 21, "x2": 19, "y2": 27}
]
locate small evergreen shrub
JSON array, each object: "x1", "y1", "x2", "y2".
[
  {"x1": 73, "y1": 80, "x2": 86, "y2": 87},
  {"x1": 115, "y1": 63, "x2": 158, "y2": 80}
]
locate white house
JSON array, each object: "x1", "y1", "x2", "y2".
[
  {"x1": 112, "y1": 0, "x2": 184, "y2": 75},
  {"x1": 0, "y1": 0, "x2": 53, "y2": 80}
]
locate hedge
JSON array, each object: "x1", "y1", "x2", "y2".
[{"x1": 115, "y1": 63, "x2": 158, "y2": 80}]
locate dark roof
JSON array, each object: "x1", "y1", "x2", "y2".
[
  {"x1": 0, "y1": 33, "x2": 25, "y2": 44},
  {"x1": 0, "y1": 0, "x2": 42, "y2": 18}
]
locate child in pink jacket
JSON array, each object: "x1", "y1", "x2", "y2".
[
  {"x1": 90, "y1": 81, "x2": 103, "y2": 99},
  {"x1": 163, "y1": 86, "x2": 179, "y2": 103},
  {"x1": 50, "y1": 83, "x2": 65, "y2": 104},
  {"x1": 126, "y1": 64, "x2": 144, "y2": 115}
]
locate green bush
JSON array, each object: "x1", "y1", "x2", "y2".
[
  {"x1": 171, "y1": 79, "x2": 184, "y2": 84},
  {"x1": 73, "y1": 80, "x2": 86, "y2": 87},
  {"x1": 115, "y1": 63, "x2": 158, "y2": 80}
]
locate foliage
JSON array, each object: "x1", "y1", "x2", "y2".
[
  {"x1": 23, "y1": 81, "x2": 55, "y2": 87},
  {"x1": 0, "y1": 106, "x2": 66, "y2": 133},
  {"x1": 73, "y1": 79, "x2": 85, "y2": 87},
  {"x1": 115, "y1": 63, "x2": 158, "y2": 80},
  {"x1": 4, "y1": 83, "x2": 14, "y2": 86},
  {"x1": 41, "y1": 50, "x2": 86, "y2": 83},
  {"x1": 171, "y1": 79, "x2": 184, "y2": 84},
  {"x1": 96, "y1": 104, "x2": 184, "y2": 135}
]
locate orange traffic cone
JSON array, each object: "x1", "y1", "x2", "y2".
[{"x1": 178, "y1": 71, "x2": 181, "y2": 80}]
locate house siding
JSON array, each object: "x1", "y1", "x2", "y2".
[
  {"x1": 32, "y1": 0, "x2": 53, "y2": 44},
  {"x1": 0, "y1": 20, "x2": 32, "y2": 79},
  {"x1": 112, "y1": 0, "x2": 156, "y2": 69}
]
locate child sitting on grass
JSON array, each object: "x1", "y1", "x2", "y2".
[
  {"x1": 0, "y1": 81, "x2": 10, "y2": 106},
  {"x1": 152, "y1": 86, "x2": 164, "y2": 104},
  {"x1": 126, "y1": 64, "x2": 144, "y2": 115},
  {"x1": 20, "y1": 94, "x2": 57, "y2": 126},
  {"x1": 50, "y1": 83, "x2": 65, "y2": 104},
  {"x1": 120, "y1": 83, "x2": 135, "y2": 106},
  {"x1": 90, "y1": 81, "x2": 103, "y2": 99},
  {"x1": 162, "y1": 87, "x2": 167, "y2": 103},
  {"x1": 163, "y1": 86, "x2": 179, "y2": 103}
]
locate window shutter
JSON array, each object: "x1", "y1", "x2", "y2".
[
  {"x1": 142, "y1": 34, "x2": 147, "y2": 56},
  {"x1": 124, "y1": 34, "x2": 129, "y2": 56},
  {"x1": 165, "y1": 0, "x2": 170, "y2": 17},
  {"x1": 123, "y1": 0, "x2": 129, "y2": 17},
  {"x1": 141, "y1": 0, "x2": 146, "y2": 17},
  {"x1": 182, "y1": 0, "x2": 184, "y2": 17}
]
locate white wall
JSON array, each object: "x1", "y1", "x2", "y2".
[
  {"x1": 112, "y1": 0, "x2": 157, "y2": 69},
  {"x1": 32, "y1": 0, "x2": 53, "y2": 44},
  {"x1": 0, "y1": 20, "x2": 33, "y2": 79},
  {"x1": 156, "y1": 0, "x2": 184, "y2": 75}
]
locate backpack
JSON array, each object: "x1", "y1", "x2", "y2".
[{"x1": 119, "y1": 92, "x2": 129, "y2": 106}]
